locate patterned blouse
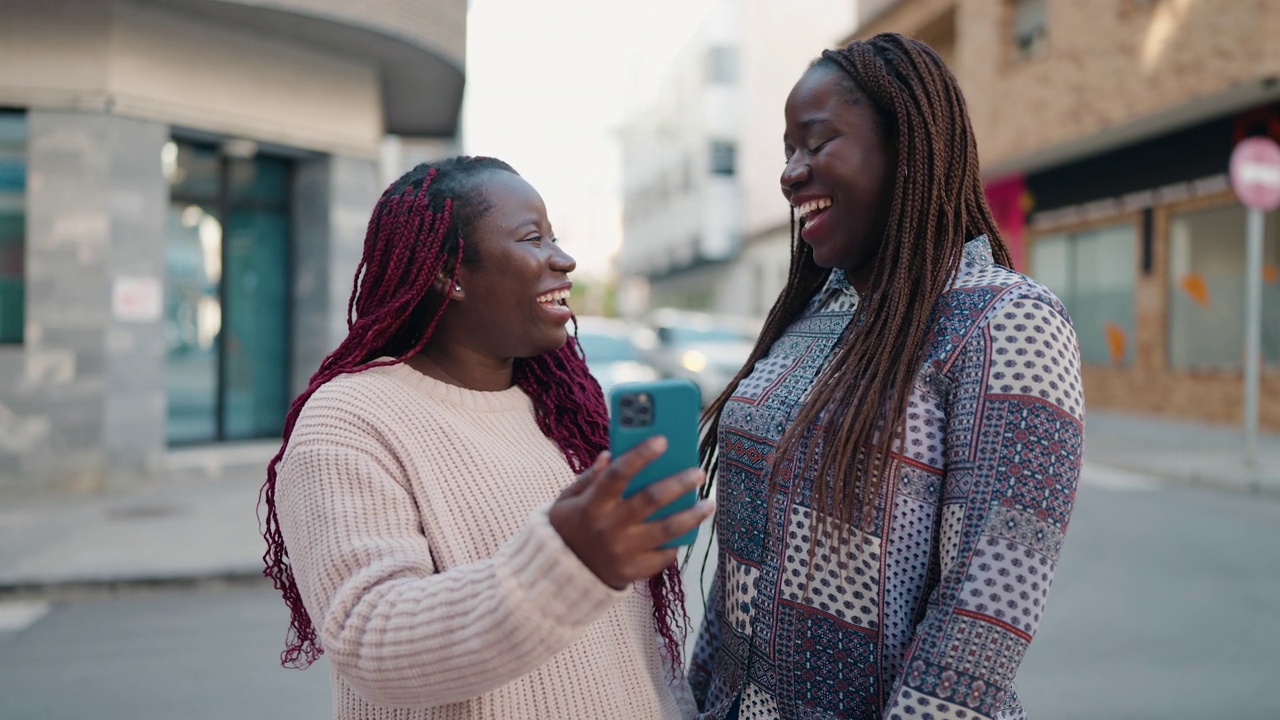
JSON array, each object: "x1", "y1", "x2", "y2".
[{"x1": 689, "y1": 238, "x2": 1085, "y2": 720}]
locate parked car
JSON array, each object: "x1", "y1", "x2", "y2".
[
  {"x1": 645, "y1": 308, "x2": 761, "y2": 406},
  {"x1": 574, "y1": 316, "x2": 661, "y2": 400}
]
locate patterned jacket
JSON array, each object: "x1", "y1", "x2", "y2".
[{"x1": 689, "y1": 238, "x2": 1084, "y2": 720}]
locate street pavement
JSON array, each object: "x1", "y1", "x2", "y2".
[
  {"x1": 0, "y1": 440, "x2": 278, "y2": 591},
  {"x1": 1014, "y1": 477, "x2": 1280, "y2": 719},
  {"x1": 0, "y1": 582, "x2": 332, "y2": 720},
  {"x1": 2, "y1": 464, "x2": 1276, "y2": 719},
  {"x1": 1, "y1": 410, "x2": 1276, "y2": 593},
  {"x1": 0, "y1": 410, "x2": 1277, "y2": 717}
]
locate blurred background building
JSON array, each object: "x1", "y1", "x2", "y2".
[
  {"x1": 0, "y1": 0, "x2": 465, "y2": 493},
  {"x1": 617, "y1": 0, "x2": 1280, "y2": 431},
  {"x1": 616, "y1": 0, "x2": 854, "y2": 317},
  {"x1": 3, "y1": 0, "x2": 1277, "y2": 496}
]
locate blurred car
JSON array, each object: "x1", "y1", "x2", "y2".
[
  {"x1": 645, "y1": 308, "x2": 762, "y2": 406},
  {"x1": 573, "y1": 316, "x2": 661, "y2": 400}
]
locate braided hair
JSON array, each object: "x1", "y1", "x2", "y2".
[
  {"x1": 260, "y1": 156, "x2": 687, "y2": 670},
  {"x1": 699, "y1": 33, "x2": 1014, "y2": 536}
]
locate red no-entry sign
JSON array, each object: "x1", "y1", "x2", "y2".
[
  {"x1": 1228, "y1": 135, "x2": 1279, "y2": 470},
  {"x1": 1230, "y1": 136, "x2": 1280, "y2": 212}
]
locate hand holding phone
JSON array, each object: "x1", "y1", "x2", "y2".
[{"x1": 547, "y1": 380, "x2": 711, "y2": 589}]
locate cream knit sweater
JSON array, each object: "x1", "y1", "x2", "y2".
[{"x1": 276, "y1": 361, "x2": 694, "y2": 719}]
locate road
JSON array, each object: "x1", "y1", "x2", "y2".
[
  {"x1": 1, "y1": 466, "x2": 1277, "y2": 719},
  {"x1": 1013, "y1": 468, "x2": 1280, "y2": 718},
  {"x1": 680, "y1": 465, "x2": 1280, "y2": 718},
  {"x1": 0, "y1": 580, "x2": 330, "y2": 720}
]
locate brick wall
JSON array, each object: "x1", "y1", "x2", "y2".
[{"x1": 854, "y1": 0, "x2": 1280, "y2": 171}]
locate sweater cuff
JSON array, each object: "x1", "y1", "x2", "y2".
[{"x1": 494, "y1": 507, "x2": 628, "y2": 630}]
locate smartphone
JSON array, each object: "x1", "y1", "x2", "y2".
[{"x1": 608, "y1": 378, "x2": 702, "y2": 548}]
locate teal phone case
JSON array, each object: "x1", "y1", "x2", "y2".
[{"x1": 608, "y1": 378, "x2": 702, "y2": 548}]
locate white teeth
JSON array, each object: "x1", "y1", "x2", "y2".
[
  {"x1": 795, "y1": 198, "x2": 832, "y2": 218},
  {"x1": 536, "y1": 289, "x2": 571, "y2": 304}
]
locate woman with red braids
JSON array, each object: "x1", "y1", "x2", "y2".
[
  {"x1": 259, "y1": 156, "x2": 712, "y2": 719},
  {"x1": 688, "y1": 34, "x2": 1084, "y2": 720}
]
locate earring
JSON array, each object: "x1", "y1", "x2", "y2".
[{"x1": 454, "y1": 283, "x2": 462, "y2": 292}]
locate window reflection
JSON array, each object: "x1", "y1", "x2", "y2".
[
  {"x1": 165, "y1": 139, "x2": 290, "y2": 444},
  {"x1": 1167, "y1": 203, "x2": 1280, "y2": 368},
  {"x1": 1031, "y1": 222, "x2": 1137, "y2": 367},
  {"x1": 0, "y1": 111, "x2": 25, "y2": 344}
]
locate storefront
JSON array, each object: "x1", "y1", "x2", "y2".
[
  {"x1": 1015, "y1": 106, "x2": 1280, "y2": 429},
  {"x1": 0, "y1": 0, "x2": 465, "y2": 493}
]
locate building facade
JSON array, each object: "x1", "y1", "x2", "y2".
[
  {"x1": 618, "y1": 0, "x2": 746, "y2": 314},
  {"x1": 0, "y1": 0, "x2": 466, "y2": 493},
  {"x1": 854, "y1": 0, "x2": 1280, "y2": 430},
  {"x1": 617, "y1": 0, "x2": 854, "y2": 318}
]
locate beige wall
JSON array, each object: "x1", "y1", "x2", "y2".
[
  {"x1": 0, "y1": 0, "x2": 385, "y2": 157},
  {"x1": 856, "y1": 0, "x2": 1280, "y2": 173},
  {"x1": 226, "y1": 0, "x2": 466, "y2": 66},
  {"x1": 740, "y1": 0, "x2": 855, "y2": 238},
  {"x1": 0, "y1": 0, "x2": 114, "y2": 110}
]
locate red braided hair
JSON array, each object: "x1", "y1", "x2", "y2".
[{"x1": 259, "y1": 156, "x2": 687, "y2": 672}]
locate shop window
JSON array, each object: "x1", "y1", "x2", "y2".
[
  {"x1": 1030, "y1": 222, "x2": 1136, "y2": 366},
  {"x1": 1011, "y1": 0, "x2": 1048, "y2": 60},
  {"x1": 1167, "y1": 203, "x2": 1280, "y2": 368},
  {"x1": 0, "y1": 111, "x2": 24, "y2": 344}
]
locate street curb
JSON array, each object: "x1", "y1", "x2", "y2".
[
  {"x1": 0, "y1": 570, "x2": 269, "y2": 601},
  {"x1": 1087, "y1": 460, "x2": 1280, "y2": 496}
]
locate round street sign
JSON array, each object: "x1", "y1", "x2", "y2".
[{"x1": 1230, "y1": 136, "x2": 1280, "y2": 212}]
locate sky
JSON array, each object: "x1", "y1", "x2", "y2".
[{"x1": 461, "y1": 0, "x2": 717, "y2": 281}]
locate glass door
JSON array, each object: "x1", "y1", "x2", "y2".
[{"x1": 164, "y1": 141, "x2": 290, "y2": 444}]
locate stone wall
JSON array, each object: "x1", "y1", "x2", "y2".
[{"x1": 0, "y1": 110, "x2": 168, "y2": 494}]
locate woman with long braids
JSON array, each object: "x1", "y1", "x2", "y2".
[
  {"x1": 260, "y1": 156, "x2": 711, "y2": 719},
  {"x1": 689, "y1": 34, "x2": 1084, "y2": 720}
]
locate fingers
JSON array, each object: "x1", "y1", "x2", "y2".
[
  {"x1": 594, "y1": 436, "x2": 668, "y2": 497},
  {"x1": 636, "y1": 498, "x2": 716, "y2": 548},
  {"x1": 619, "y1": 467, "x2": 706, "y2": 523},
  {"x1": 631, "y1": 548, "x2": 681, "y2": 579},
  {"x1": 612, "y1": 548, "x2": 682, "y2": 587}
]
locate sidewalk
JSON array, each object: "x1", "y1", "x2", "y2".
[
  {"x1": 1, "y1": 412, "x2": 1278, "y2": 593},
  {"x1": 0, "y1": 443, "x2": 279, "y2": 593},
  {"x1": 1084, "y1": 410, "x2": 1280, "y2": 492}
]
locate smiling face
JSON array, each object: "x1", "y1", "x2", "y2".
[
  {"x1": 781, "y1": 63, "x2": 895, "y2": 284},
  {"x1": 449, "y1": 170, "x2": 577, "y2": 361}
]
